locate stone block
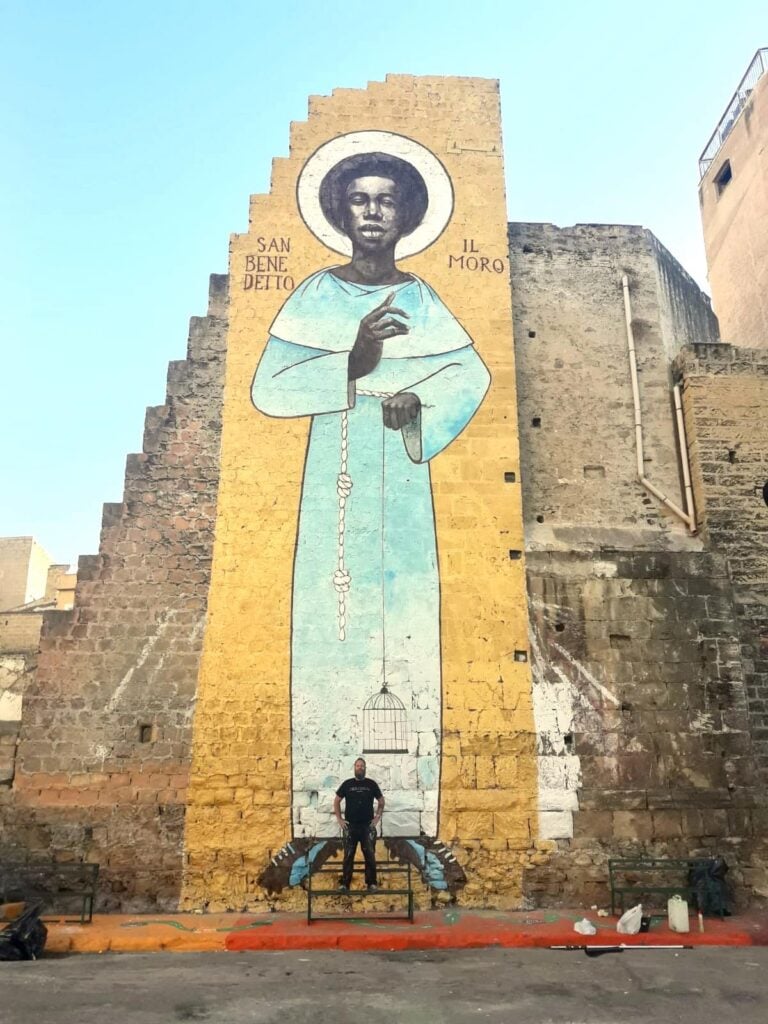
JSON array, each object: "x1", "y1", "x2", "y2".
[
  {"x1": 572, "y1": 810, "x2": 613, "y2": 839},
  {"x1": 612, "y1": 811, "x2": 654, "y2": 841},
  {"x1": 536, "y1": 811, "x2": 572, "y2": 840},
  {"x1": 456, "y1": 812, "x2": 494, "y2": 839},
  {"x1": 580, "y1": 789, "x2": 647, "y2": 811},
  {"x1": 700, "y1": 809, "x2": 729, "y2": 836},
  {"x1": 651, "y1": 810, "x2": 684, "y2": 838}
]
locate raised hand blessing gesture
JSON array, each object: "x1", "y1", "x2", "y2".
[{"x1": 348, "y1": 291, "x2": 410, "y2": 381}]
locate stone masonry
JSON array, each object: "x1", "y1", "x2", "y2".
[
  {"x1": 509, "y1": 223, "x2": 719, "y2": 553},
  {"x1": 2, "y1": 214, "x2": 767, "y2": 910},
  {"x1": 526, "y1": 550, "x2": 768, "y2": 907},
  {"x1": 513, "y1": 224, "x2": 768, "y2": 906},
  {"x1": 0, "y1": 275, "x2": 227, "y2": 911},
  {"x1": 677, "y1": 343, "x2": 768, "y2": 776}
]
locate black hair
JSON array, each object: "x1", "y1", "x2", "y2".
[{"x1": 319, "y1": 152, "x2": 428, "y2": 238}]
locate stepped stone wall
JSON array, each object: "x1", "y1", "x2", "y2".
[{"x1": 0, "y1": 275, "x2": 227, "y2": 910}]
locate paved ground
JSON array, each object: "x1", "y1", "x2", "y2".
[{"x1": 1, "y1": 948, "x2": 767, "y2": 1023}]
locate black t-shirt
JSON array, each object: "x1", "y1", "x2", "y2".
[{"x1": 336, "y1": 777, "x2": 383, "y2": 824}]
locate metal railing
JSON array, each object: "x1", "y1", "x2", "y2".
[{"x1": 699, "y1": 48, "x2": 768, "y2": 178}]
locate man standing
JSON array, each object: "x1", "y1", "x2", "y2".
[{"x1": 334, "y1": 758, "x2": 384, "y2": 891}]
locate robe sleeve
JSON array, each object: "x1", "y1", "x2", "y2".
[
  {"x1": 399, "y1": 345, "x2": 491, "y2": 463},
  {"x1": 251, "y1": 336, "x2": 355, "y2": 418}
]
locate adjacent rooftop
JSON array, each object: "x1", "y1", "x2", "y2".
[{"x1": 699, "y1": 48, "x2": 768, "y2": 178}]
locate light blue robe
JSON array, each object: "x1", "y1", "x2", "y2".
[{"x1": 251, "y1": 269, "x2": 490, "y2": 837}]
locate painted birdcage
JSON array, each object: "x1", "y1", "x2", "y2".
[{"x1": 362, "y1": 684, "x2": 408, "y2": 754}]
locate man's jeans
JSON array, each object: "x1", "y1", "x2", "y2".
[{"x1": 341, "y1": 822, "x2": 377, "y2": 887}]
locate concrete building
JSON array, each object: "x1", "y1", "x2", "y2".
[
  {"x1": 699, "y1": 48, "x2": 768, "y2": 347},
  {"x1": 0, "y1": 538, "x2": 53, "y2": 612}
]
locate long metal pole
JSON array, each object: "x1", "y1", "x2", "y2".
[{"x1": 673, "y1": 384, "x2": 696, "y2": 530}]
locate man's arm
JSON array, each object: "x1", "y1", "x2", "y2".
[
  {"x1": 372, "y1": 794, "x2": 385, "y2": 826},
  {"x1": 333, "y1": 794, "x2": 346, "y2": 830}
]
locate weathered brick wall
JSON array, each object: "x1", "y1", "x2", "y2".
[
  {"x1": 509, "y1": 223, "x2": 718, "y2": 554},
  {"x1": 525, "y1": 551, "x2": 768, "y2": 906},
  {"x1": 0, "y1": 275, "x2": 227, "y2": 911},
  {"x1": 0, "y1": 612, "x2": 44, "y2": 652},
  {"x1": 677, "y1": 342, "x2": 768, "y2": 776}
]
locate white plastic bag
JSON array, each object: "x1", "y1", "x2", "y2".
[
  {"x1": 574, "y1": 918, "x2": 597, "y2": 936},
  {"x1": 616, "y1": 903, "x2": 643, "y2": 934},
  {"x1": 668, "y1": 895, "x2": 690, "y2": 933}
]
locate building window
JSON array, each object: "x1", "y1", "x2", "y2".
[{"x1": 714, "y1": 159, "x2": 733, "y2": 196}]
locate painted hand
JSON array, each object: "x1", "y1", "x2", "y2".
[
  {"x1": 382, "y1": 392, "x2": 420, "y2": 430},
  {"x1": 348, "y1": 292, "x2": 410, "y2": 380}
]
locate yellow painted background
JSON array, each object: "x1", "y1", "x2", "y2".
[{"x1": 181, "y1": 76, "x2": 540, "y2": 911}]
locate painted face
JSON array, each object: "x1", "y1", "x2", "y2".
[
  {"x1": 343, "y1": 176, "x2": 406, "y2": 251},
  {"x1": 354, "y1": 759, "x2": 367, "y2": 779}
]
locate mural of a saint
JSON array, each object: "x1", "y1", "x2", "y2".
[{"x1": 251, "y1": 132, "x2": 490, "y2": 839}]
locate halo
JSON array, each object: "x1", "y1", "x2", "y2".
[{"x1": 296, "y1": 130, "x2": 454, "y2": 260}]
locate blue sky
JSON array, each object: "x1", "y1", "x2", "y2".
[{"x1": 1, "y1": 0, "x2": 765, "y2": 567}]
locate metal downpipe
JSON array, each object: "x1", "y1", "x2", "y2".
[{"x1": 621, "y1": 275, "x2": 696, "y2": 533}]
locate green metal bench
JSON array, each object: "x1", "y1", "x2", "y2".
[
  {"x1": 307, "y1": 858, "x2": 414, "y2": 924},
  {"x1": 609, "y1": 857, "x2": 725, "y2": 917},
  {"x1": 1, "y1": 863, "x2": 99, "y2": 925}
]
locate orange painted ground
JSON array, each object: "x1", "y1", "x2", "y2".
[{"x1": 38, "y1": 908, "x2": 768, "y2": 954}]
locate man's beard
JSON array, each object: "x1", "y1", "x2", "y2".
[{"x1": 355, "y1": 770, "x2": 366, "y2": 779}]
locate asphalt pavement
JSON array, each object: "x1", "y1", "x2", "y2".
[{"x1": 1, "y1": 947, "x2": 766, "y2": 1023}]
